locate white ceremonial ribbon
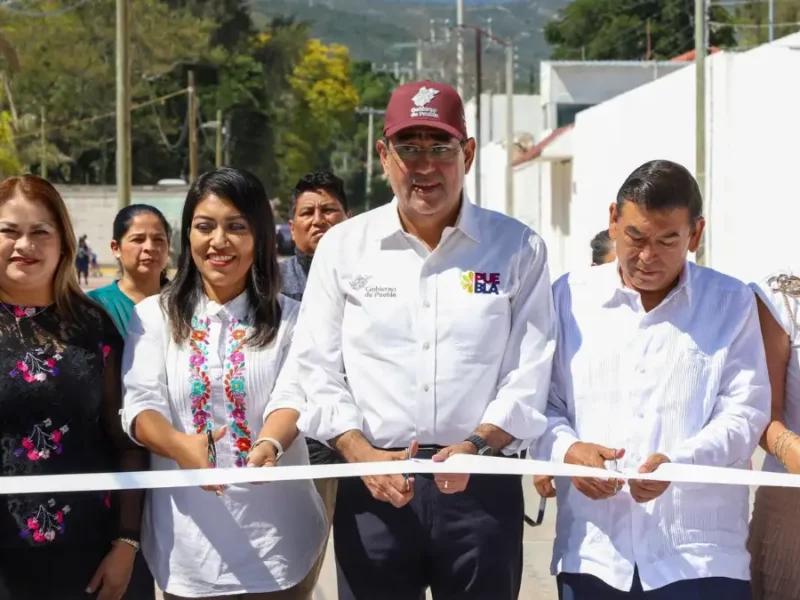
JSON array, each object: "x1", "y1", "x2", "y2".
[{"x1": 3, "y1": 455, "x2": 800, "y2": 495}]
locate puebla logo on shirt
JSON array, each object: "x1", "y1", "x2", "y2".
[{"x1": 461, "y1": 271, "x2": 500, "y2": 295}]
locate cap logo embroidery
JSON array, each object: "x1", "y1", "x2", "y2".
[{"x1": 410, "y1": 87, "x2": 439, "y2": 119}]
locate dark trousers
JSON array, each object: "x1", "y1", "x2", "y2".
[
  {"x1": 333, "y1": 462, "x2": 524, "y2": 600},
  {"x1": 557, "y1": 568, "x2": 751, "y2": 600}
]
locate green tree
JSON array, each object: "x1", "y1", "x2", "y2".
[
  {"x1": 270, "y1": 38, "x2": 359, "y2": 215},
  {"x1": 0, "y1": 110, "x2": 21, "y2": 176},
  {"x1": 545, "y1": 0, "x2": 737, "y2": 61},
  {"x1": 732, "y1": 0, "x2": 800, "y2": 46},
  {"x1": 336, "y1": 60, "x2": 396, "y2": 214},
  {"x1": 0, "y1": 0, "x2": 213, "y2": 183}
]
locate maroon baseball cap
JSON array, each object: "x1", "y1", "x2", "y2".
[{"x1": 383, "y1": 80, "x2": 468, "y2": 141}]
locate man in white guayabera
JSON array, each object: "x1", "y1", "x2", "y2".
[
  {"x1": 534, "y1": 159, "x2": 770, "y2": 600},
  {"x1": 292, "y1": 80, "x2": 557, "y2": 600}
]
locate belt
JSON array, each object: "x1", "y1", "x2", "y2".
[
  {"x1": 384, "y1": 445, "x2": 444, "y2": 459},
  {"x1": 382, "y1": 445, "x2": 524, "y2": 460}
]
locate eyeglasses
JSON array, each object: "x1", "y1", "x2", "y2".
[{"x1": 390, "y1": 142, "x2": 464, "y2": 163}]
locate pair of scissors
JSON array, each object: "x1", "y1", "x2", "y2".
[
  {"x1": 207, "y1": 429, "x2": 217, "y2": 467},
  {"x1": 524, "y1": 497, "x2": 547, "y2": 527}
]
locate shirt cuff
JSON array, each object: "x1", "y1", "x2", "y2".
[
  {"x1": 120, "y1": 403, "x2": 171, "y2": 447},
  {"x1": 480, "y1": 400, "x2": 547, "y2": 457},
  {"x1": 550, "y1": 432, "x2": 581, "y2": 464},
  {"x1": 297, "y1": 402, "x2": 365, "y2": 449},
  {"x1": 667, "y1": 445, "x2": 695, "y2": 465}
]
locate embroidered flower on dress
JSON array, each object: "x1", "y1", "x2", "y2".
[
  {"x1": 14, "y1": 419, "x2": 69, "y2": 461},
  {"x1": 9, "y1": 348, "x2": 62, "y2": 383},
  {"x1": 19, "y1": 499, "x2": 70, "y2": 544}
]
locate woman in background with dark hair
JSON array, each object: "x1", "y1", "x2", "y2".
[
  {"x1": 120, "y1": 167, "x2": 326, "y2": 599},
  {"x1": 88, "y1": 204, "x2": 171, "y2": 338}
]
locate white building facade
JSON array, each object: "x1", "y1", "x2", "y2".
[{"x1": 570, "y1": 33, "x2": 800, "y2": 284}]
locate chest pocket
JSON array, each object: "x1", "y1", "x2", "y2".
[{"x1": 441, "y1": 270, "x2": 512, "y2": 362}]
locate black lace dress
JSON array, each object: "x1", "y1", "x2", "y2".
[{"x1": 0, "y1": 297, "x2": 151, "y2": 599}]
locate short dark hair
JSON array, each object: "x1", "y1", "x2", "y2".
[
  {"x1": 161, "y1": 167, "x2": 282, "y2": 348},
  {"x1": 290, "y1": 171, "x2": 348, "y2": 216},
  {"x1": 590, "y1": 229, "x2": 613, "y2": 265},
  {"x1": 615, "y1": 160, "x2": 703, "y2": 224}
]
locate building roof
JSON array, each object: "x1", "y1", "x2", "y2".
[
  {"x1": 670, "y1": 47, "x2": 721, "y2": 62},
  {"x1": 512, "y1": 124, "x2": 574, "y2": 167}
]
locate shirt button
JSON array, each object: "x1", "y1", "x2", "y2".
[
  {"x1": 422, "y1": 342, "x2": 430, "y2": 350},
  {"x1": 423, "y1": 301, "x2": 430, "y2": 308},
  {"x1": 423, "y1": 384, "x2": 430, "y2": 392}
]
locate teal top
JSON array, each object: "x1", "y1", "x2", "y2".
[{"x1": 86, "y1": 282, "x2": 137, "y2": 339}]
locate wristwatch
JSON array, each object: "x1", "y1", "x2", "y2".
[{"x1": 464, "y1": 434, "x2": 494, "y2": 456}]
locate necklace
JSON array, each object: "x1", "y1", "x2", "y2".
[{"x1": 0, "y1": 301, "x2": 50, "y2": 338}]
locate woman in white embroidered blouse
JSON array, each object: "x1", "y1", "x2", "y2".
[{"x1": 120, "y1": 167, "x2": 327, "y2": 599}]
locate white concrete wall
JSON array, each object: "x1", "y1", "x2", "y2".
[
  {"x1": 570, "y1": 35, "x2": 800, "y2": 284},
  {"x1": 56, "y1": 186, "x2": 187, "y2": 264},
  {"x1": 540, "y1": 61, "x2": 688, "y2": 130},
  {"x1": 464, "y1": 94, "x2": 543, "y2": 144}
]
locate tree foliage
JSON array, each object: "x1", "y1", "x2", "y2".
[
  {"x1": 545, "y1": 0, "x2": 737, "y2": 61},
  {"x1": 732, "y1": 0, "x2": 800, "y2": 46},
  {"x1": 0, "y1": 0, "x2": 401, "y2": 217}
]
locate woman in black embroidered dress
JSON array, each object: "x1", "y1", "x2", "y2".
[{"x1": 0, "y1": 175, "x2": 151, "y2": 600}]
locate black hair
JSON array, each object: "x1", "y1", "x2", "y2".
[
  {"x1": 113, "y1": 204, "x2": 172, "y2": 287},
  {"x1": 160, "y1": 167, "x2": 282, "y2": 347},
  {"x1": 289, "y1": 171, "x2": 349, "y2": 217},
  {"x1": 590, "y1": 229, "x2": 613, "y2": 266},
  {"x1": 615, "y1": 160, "x2": 703, "y2": 225}
]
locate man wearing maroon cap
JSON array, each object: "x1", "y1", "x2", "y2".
[{"x1": 292, "y1": 80, "x2": 557, "y2": 599}]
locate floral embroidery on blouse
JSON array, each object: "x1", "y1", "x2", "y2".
[
  {"x1": 19, "y1": 499, "x2": 71, "y2": 543},
  {"x1": 187, "y1": 313, "x2": 252, "y2": 467},
  {"x1": 189, "y1": 317, "x2": 212, "y2": 434},
  {"x1": 9, "y1": 347, "x2": 63, "y2": 383},
  {"x1": 225, "y1": 321, "x2": 252, "y2": 467},
  {"x1": 14, "y1": 418, "x2": 69, "y2": 461}
]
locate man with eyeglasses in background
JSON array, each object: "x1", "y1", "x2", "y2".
[{"x1": 292, "y1": 80, "x2": 557, "y2": 600}]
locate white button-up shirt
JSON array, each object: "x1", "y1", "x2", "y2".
[
  {"x1": 535, "y1": 261, "x2": 770, "y2": 591},
  {"x1": 120, "y1": 293, "x2": 327, "y2": 597},
  {"x1": 295, "y1": 197, "x2": 557, "y2": 453}
]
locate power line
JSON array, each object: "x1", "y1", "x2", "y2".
[{"x1": 14, "y1": 87, "x2": 189, "y2": 141}]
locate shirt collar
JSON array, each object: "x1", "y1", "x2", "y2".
[
  {"x1": 200, "y1": 290, "x2": 250, "y2": 322},
  {"x1": 600, "y1": 260, "x2": 693, "y2": 308},
  {"x1": 370, "y1": 193, "x2": 481, "y2": 244}
]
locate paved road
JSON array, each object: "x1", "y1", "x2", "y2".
[{"x1": 82, "y1": 275, "x2": 765, "y2": 600}]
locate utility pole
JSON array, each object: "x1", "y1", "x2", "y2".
[
  {"x1": 215, "y1": 108, "x2": 222, "y2": 167},
  {"x1": 188, "y1": 70, "x2": 198, "y2": 183},
  {"x1": 39, "y1": 107, "x2": 46, "y2": 179},
  {"x1": 115, "y1": 0, "x2": 131, "y2": 209},
  {"x1": 474, "y1": 28, "x2": 482, "y2": 208},
  {"x1": 769, "y1": 0, "x2": 775, "y2": 41},
  {"x1": 416, "y1": 39, "x2": 423, "y2": 79},
  {"x1": 366, "y1": 109, "x2": 374, "y2": 209},
  {"x1": 694, "y1": 0, "x2": 708, "y2": 266},
  {"x1": 456, "y1": 0, "x2": 464, "y2": 98},
  {"x1": 355, "y1": 107, "x2": 386, "y2": 212},
  {"x1": 505, "y1": 43, "x2": 514, "y2": 218}
]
